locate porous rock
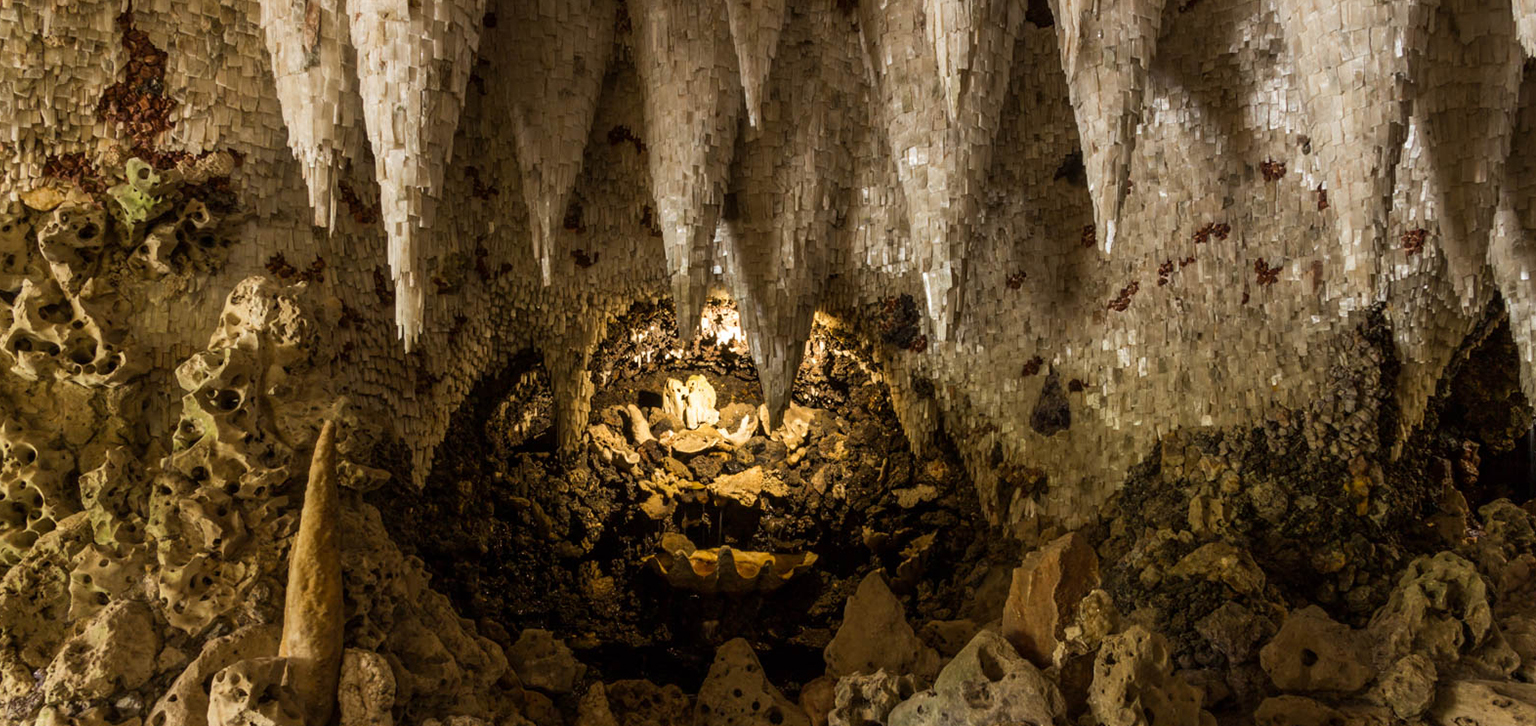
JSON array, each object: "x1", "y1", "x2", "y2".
[
  {"x1": 1378, "y1": 653, "x2": 1437, "y2": 719},
  {"x1": 887, "y1": 629, "x2": 1066, "y2": 726},
  {"x1": 1427, "y1": 679, "x2": 1536, "y2": 726},
  {"x1": 825, "y1": 572, "x2": 940, "y2": 679},
  {"x1": 1089, "y1": 625, "x2": 1214, "y2": 726},
  {"x1": 40, "y1": 599, "x2": 158, "y2": 703},
  {"x1": 338, "y1": 649, "x2": 397, "y2": 726},
  {"x1": 507, "y1": 628, "x2": 587, "y2": 695},
  {"x1": 696, "y1": 638, "x2": 810, "y2": 726},
  {"x1": 1258, "y1": 605, "x2": 1373, "y2": 693},
  {"x1": 207, "y1": 656, "x2": 305, "y2": 726},
  {"x1": 829, "y1": 669, "x2": 926, "y2": 726}
]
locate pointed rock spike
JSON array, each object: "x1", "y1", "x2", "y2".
[
  {"x1": 279, "y1": 418, "x2": 344, "y2": 726},
  {"x1": 724, "y1": 0, "x2": 788, "y2": 129},
  {"x1": 349, "y1": 0, "x2": 486, "y2": 349},
  {"x1": 632, "y1": 0, "x2": 744, "y2": 344}
]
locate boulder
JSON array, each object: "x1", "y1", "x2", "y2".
[
  {"x1": 696, "y1": 639, "x2": 810, "y2": 726},
  {"x1": 1000, "y1": 531, "x2": 1100, "y2": 668},
  {"x1": 338, "y1": 649, "x2": 397, "y2": 726},
  {"x1": 825, "y1": 572, "x2": 940, "y2": 679},
  {"x1": 1089, "y1": 625, "x2": 1214, "y2": 726},
  {"x1": 1428, "y1": 680, "x2": 1536, "y2": 726},
  {"x1": 507, "y1": 629, "x2": 587, "y2": 695},
  {"x1": 829, "y1": 670, "x2": 926, "y2": 726},
  {"x1": 887, "y1": 629, "x2": 1066, "y2": 726},
  {"x1": 1259, "y1": 606, "x2": 1373, "y2": 693},
  {"x1": 1377, "y1": 654, "x2": 1436, "y2": 720}
]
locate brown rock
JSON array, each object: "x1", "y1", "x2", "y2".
[
  {"x1": 799, "y1": 674, "x2": 836, "y2": 726},
  {"x1": 1001, "y1": 531, "x2": 1100, "y2": 667}
]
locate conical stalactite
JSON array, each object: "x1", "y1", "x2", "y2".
[
  {"x1": 544, "y1": 310, "x2": 607, "y2": 457},
  {"x1": 1276, "y1": 0, "x2": 1429, "y2": 304},
  {"x1": 254, "y1": 0, "x2": 364, "y2": 230},
  {"x1": 1492, "y1": 69, "x2": 1536, "y2": 403},
  {"x1": 924, "y1": 0, "x2": 1015, "y2": 124},
  {"x1": 723, "y1": 4, "x2": 854, "y2": 430},
  {"x1": 348, "y1": 0, "x2": 487, "y2": 350},
  {"x1": 631, "y1": 0, "x2": 744, "y2": 342},
  {"x1": 1047, "y1": 0, "x2": 1165, "y2": 255},
  {"x1": 1416, "y1": 0, "x2": 1524, "y2": 306},
  {"x1": 724, "y1": 0, "x2": 788, "y2": 129},
  {"x1": 857, "y1": 0, "x2": 1022, "y2": 341},
  {"x1": 1518, "y1": 0, "x2": 1536, "y2": 57},
  {"x1": 502, "y1": 0, "x2": 616, "y2": 286}
]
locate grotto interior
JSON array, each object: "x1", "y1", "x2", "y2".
[{"x1": 4, "y1": 0, "x2": 1536, "y2": 724}]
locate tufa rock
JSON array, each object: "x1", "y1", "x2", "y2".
[
  {"x1": 507, "y1": 628, "x2": 587, "y2": 694},
  {"x1": 696, "y1": 638, "x2": 811, "y2": 726},
  {"x1": 829, "y1": 669, "x2": 926, "y2": 726},
  {"x1": 1001, "y1": 531, "x2": 1100, "y2": 667},
  {"x1": 1253, "y1": 695, "x2": 1345, "y2": 726},
  {"x1": 207, "y1": 657, "x2": 306, "y2": 726},
  {"x1": 338, "y1": 649, "x2": 397, "y2": 726},
  {"x1": 1089, "y1": 625, "x2": 1214, "y2": 726},
  {"x1": 278, "y1": 418, "x2": 345, "y2": 726},
  {"x1": 1378, "y1": 653, "x2": 1437, "y2": 719},
  {"x1": 1427, "y1": 679, "x2": 1536, "y2": 725},
  {"x1": 576, "y1": 682, "x2": 620, "y2": 726},
  {"x1": 41, "y1": 599, "x2": 159, "y2": 703},
  {"x1": 887, "y1": 629, "x2": 1066, "y2": 726},
  {"x1": 825, "y1": 571, "x2": 941, "y2": 679},
  {"x1": 1258, "y1": 605, "x2": 1373, "y2": 693},
  {"x1": 799, "y1": 675, "x2": 837, "y2": 726}
]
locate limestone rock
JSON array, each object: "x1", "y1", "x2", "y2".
[
  {"x1": 1259, "y1": 605, "x2": 1373, "y2": 693},
  {"x1": 338, "y1": 649, "x2": 397, "y2": 726},
  {"x1": 207, "y1": 657, "x2": 305, "y2": 726},
  {"x1": 1001, "y1": 531, "x2": 1100, "y2": 667},
  {"x1": 887, "y1": 629, "x2": 1066, "y2": 726},
  {"x1": 829, "y1": 670, "x2": 926, "y2": 726},
  {"x1": 1428, "y1": 679, "x2": 1536, "y2": 725},
  {"x1": 825, "y1": 572, "x2": 941, "y2": 679},
  {"x1": 41, "y1": 599, "x2": 158, "y2": 703},
  {"x1": 1195, "y1": 602, "x2": 1272, "y2": 666},
  {"x1": 1167, "y1": 541, "x2": 1266, "y2": 596},
  {"x1": 148, "y1": 625, "x2": 282, "y2": 726},
  {"x1": 508, "y1": 629, "x2": 586, "y2": 695},
  {"x1": 1253, "y1": 695, "x2": 1345, "y2": 726},
  {"x1": 605, "y1": 679, "x2": 693, "y2": 726},
  {"x1": 1369, "y1": 552, "x2": 1494, "y2": 666},
  {"x1": 799, "y1": 675, "x2": 836, "y2": 726},
  {"x1": 695, "y1": 638, "x2": 810, "y2": 726},
  {"x1": 1090, "y1": 626, "x2": 1213, "y2": 726},
  {"x1": 1378, "y1": 653, "x2": 1437, "y2": 720},
  {"x1": 576, "y1": 682, "x2": 620, "y2": 726}
]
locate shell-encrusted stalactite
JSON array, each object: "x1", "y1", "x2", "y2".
[
  {"x1": 632, "y1": 0, "x2": 743, "y2": 342},
  {"x1": 349, "y1": 0, "x2": 486, "y2": 349},
  {"x1": 1276, "y1": 0, "x2": 1428, "y2": 303},
  {"x1": 1518, "y1": 0, "x2": 1536, "y2": 57},
  {"x1": 279, "y1": 418, "x2": 344, "y2": 726},
  {"x1": 1048, "y1": 0, "x2": 1165, "y2": 255},
  {"x1": 724, "y1": 0, "x2": 788, "y2": 129},
  {"x1": 254, "y1": 0, "x2": 363, "y2": 230},
  {"x1": 503, "y1": 0, "x2": 616, "y2": 286},
  {"x1": 725, "y1": 5, "x2": 854, "y2": 430},
  {"x1": 858, "y1": 0, "x2": 1021, "y2": 341},
  {"x1": 1417, "y1": 0, "x2": 1524, "y2": 305}
]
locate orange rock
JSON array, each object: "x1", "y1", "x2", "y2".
[{"x1": 1001, "y1": 531, "x2": 1100, "y2": 667}]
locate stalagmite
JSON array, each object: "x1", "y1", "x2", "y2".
[
  {"x1": 1275, "y1": 0, "x2": 1427, "y2": 302},
  {"x1": 631, "y1": 0, "x2": 743, "y2": 341},
  {"x1": 725, "y1": 3, "x2": 852, "y2": 429},
  {"x1": 502, "y1": 0, "x2": 616, "y2": 286},
  {"x1": 724, "y1": 0, "x2": 788, "y2": 129},
  {"x1": 1416, "y1": 0, "x2": 1524, "y2": 305},
  {"x1": 1048, "y1": 0, "x2": 1165, "y2": 256},
  {"x1": 545, "y1": 310, "x2": 606, "y2": 457},
  {"x1": 278, "y1": 419, "x2": 344, "y2": 726},
  {"x1": 858, "y1": 0, "x2": 1021, "y2": 340},
  {"x1": 348, "y1": 0, "x2": 486, "y2": 349},
  {"x1": 254, "y1": 0, "x2": 363, "y2": 230}
]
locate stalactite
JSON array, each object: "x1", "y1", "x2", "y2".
[
  {"x1": 544, "y1": 308, "x2": 606, "y2": 457},
  {"x1": 1518, "y1": 0, "x2": 1536, "y2": 58},
  {"x1": 1047, "y1": 0, "x2": 1165, "y2": 256},
  {"x1": 279, "y1": 418, "x2": 343, "y2": 726},
  {"x1": 1493, "y1": 70, "x2": 1536, "y2": 405},
  {"x1": 503, "y1": 0, "x2": 616, "y2": 287},
  {"x1": 1276, "y1": 0, "x2": 1428, "y2": 304},
  {"x1": 254, "y1": 0, "x2": 363, "y2": 231},
  {"x1": 631, "y1": 0, "x2": 744, "y2": 342},
  {"x1": 724, "y1": 0, "x2": 788, "y2": 130},
  {"x1": 348, "y1": 0, "x2": 486, "y2": 349},
  {"x1": 1417, "y1": 0, "x2": 1524, "y2": 306},
  {"x1": 857, "y1": 0, "x2": 1021, "y2": 341},
  {"x1": 724, "y1": 3, "x2": 853, "y2": 430}
]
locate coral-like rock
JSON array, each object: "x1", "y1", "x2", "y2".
[
  {"x1": 0, "y1": 419, "x2": 76, "y2": 571},
  {"x1": 1089, "y1": 626, "x2": 1213, "y2": 726},
  {"x1": 829, "y1": 669, "x2": 926, "y2": 726},
  {"x1": 825, "y1": 572, "x2": 940, "y2": 679},
  {"x1": 605, "y1": 679, "x2": 694, "y2": 726},
  {"x1": 507, "y1": 629, "x2": 586, "y2": 695},
  {"x1": 147, "y1": 625, "x2": 282, "y2": 726},
  {"x1": 1001, "y1": 531, "x2": 1100, "y2": 667},
  {"x1": 40, "y1": 599, "x2": 157, "y2": 704},
  {"x1": 1259, "y1": 605, "x2": 1373, "y2": 693},
  {"x1": 696, "y1": 638, "x2": 810, "y2": 726},
  {"x1": 887, "y1": 629, "x2": 1066, "y2": 726},
  {"x1": 1428, "y1": 679, "x2": 1536, "y2": 725},
  {"x1": 207, "y1": 657, "x2": 305, "y2": 726},
  {"x1": 1368, "y1": 552, "x2": 1494, "y2": 666},
  {"x1": 338, "y1": 649, "x2": 396, "y2": 726}
]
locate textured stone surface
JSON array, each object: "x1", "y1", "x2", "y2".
[
  {"x1": 1001, "y1": 531, "x2": 1100, "y2": 667},
  {"x1": 695, "y1": 638, "x2": 810, "y2": 726},
  {"x1": 1259, "y1": 606, "x2": 1374, "y2": 693},
  {"x1": 825, "y1": 572, "x2": 940, "y2": 679},
  {"x1": 887, "y1": 629, "x2": 1065, "y2": 726},
  {"x1": 1090, "y1": 625, "x2": 1213, "y2": 726}
]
